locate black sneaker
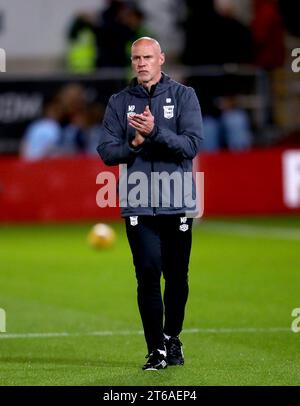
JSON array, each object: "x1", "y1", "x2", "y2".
[
  {"x1": 165, "y1": 336, "x2": 184, "y2": 366},
  {"x1": 142, "y1": 349, "x2": 168, "y2": 371}
]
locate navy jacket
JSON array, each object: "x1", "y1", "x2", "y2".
[{"x1": 97, "y1": 73, "x2": 203, "y2": 217}]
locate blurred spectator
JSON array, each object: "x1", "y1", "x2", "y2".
[
  {"x1": 123, "y1": 4, "x2": 152, "y2": 61},
  {"x1": 58, "y1": 84, "x2": 88, "y2": 155},
  {"x1": 251, "y1": 0, "x2": 285, "y2": 70},
  {"x1": 95, "y1": 0, "x2": 150, "y2": 68},
  {"x1": 21, "y1": 83, "x2": 105, "y2": 159},
  {"x1": 202, "y1": 116, "x2": 221, "y2": 152},
  {"x1": 219, "y1": 96, "x2": 253, "y2": 150},
  {"x1": 66, "y1": 14, "x2": 97, "y2": 73},
  {"x1": 84, "y1": 103, "x2": 105, "y2": 155},
  {"x1": 93, "y1": 0, "x2": 129, "y2": 67},
  {"x1": 278, "y1": 0, "x2": 300, "y2": 38},
  {"x1": 182, "y1": 0, "x2": 220, "y2": 65},
  {"x1": 230, "y1": 0, "x2": 253, "y2": 25},
  {"x1": 201, "y1": 96, "x2": 253, "y2": 152},
  {"x1": 59, "y1": 83, "x2": 87, "y2": 125},
  {"x1": 214, "y1": 0, "x2": 253, "y2": 64},
  {"x1": 66, "y1": 1, "x2": 151, "y2": 69},
  {"x1": 20, "y1": 96, "x2": 63, "y2": 161},
  {"x1": 101, "y1": 0, "x2": 126, "y2": 24},
  {"x1": 182, "y1": 0, "x2": 252, "y2": 65}
]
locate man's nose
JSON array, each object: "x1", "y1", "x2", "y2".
[{"x1": 138, "y1": 57, "x2": 146, "y2": 66}]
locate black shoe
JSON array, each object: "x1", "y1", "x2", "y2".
[
  {"x1": 142, "y1": 349, "x2": 168, "y2": 371},
  {"x1": 165, "y1": 336, "x2": 184, "y2": 366}
]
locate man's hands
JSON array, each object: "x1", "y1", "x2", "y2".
[
  {"x1": 131, "y1": 132, "x2": 145, "y2": 147},
  {"x1": 128, "y1": 106, "x2": 155, "y2": 147}
]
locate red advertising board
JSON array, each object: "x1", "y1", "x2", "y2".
[
  {"x1": 0, "y1": 156, "x2": 119, "y2": 222},
  {"x1": 0, "y1": 148, "x2": 300, "y2": 222},
  {"x1": 198, "y1": 148, "x2": 300, "y2": 215}
]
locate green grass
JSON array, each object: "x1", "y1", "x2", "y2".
[{"x1": 0, "y1": 217, "x2": 300, "y2": 386}]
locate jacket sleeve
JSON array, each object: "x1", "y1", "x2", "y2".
[
  {"x1": 96, "y1": 95, "x2": 143, "y2": 166},
  {"x1": 150, "y1": 87, "x2": 203, "y2": 160}
]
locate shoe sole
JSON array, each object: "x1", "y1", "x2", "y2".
[
  {"x1": 144, "y1": 368, "x2": 159, "y2": 371},
  {"x1": 144, "y1": 367, "x2": 168, "y2": 371},
  {"x1": 143, "y1": 363, "x2": 168, "y2": 371}
]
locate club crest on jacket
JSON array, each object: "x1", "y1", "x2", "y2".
[{"x1": 163, "y1": 105, "x2": 174, "y2": 119}]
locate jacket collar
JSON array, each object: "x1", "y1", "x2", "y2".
[{"x1": 128, "y1": 72, "x2": 174, "y2": 98}]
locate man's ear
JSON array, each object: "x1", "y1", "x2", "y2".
[{"x1": 160, "y1": 53, "x2": 165, "y2": 66}]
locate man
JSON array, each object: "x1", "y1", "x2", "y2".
[
  {"x1": 97, "y1": 37, "x2": 203, "y2": 371},
  {"x1": 20, "y1": 96, "x2": 63, "y2": 161}
]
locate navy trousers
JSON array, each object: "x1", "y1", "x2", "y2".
[{"x1": 125, "y1": 215, "x2": 193, "y2": 353}]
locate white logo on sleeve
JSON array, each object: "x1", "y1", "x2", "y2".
[
  {"x1": 179, "y1": 217, "x2": 189, "y2": 232},
  {"x1": 130, "y1": 216, "x2": 139, "y2": 226},
  {"x1": 163, "y1": 105, "x2": 174, "y2": 119},
  {"x1": 166, "y1": 98, "x2": 172, "y2": 104},
  {"x1": 180, "y1": 224, "x2": 189, "y2": 232}
]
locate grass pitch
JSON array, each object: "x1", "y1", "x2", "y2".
[{"x1": 0, "y1": 216, "x2": 300, "y2": 386}]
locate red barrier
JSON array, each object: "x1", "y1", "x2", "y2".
[
  {"x1": 198, "y1": 148, "x2": 300, "y2": 216},
  {"x1": 0, "y1": 148, "x2": 300, "y2": 222},
  {"x1": 0, "y1": 156, "x2": 120, "y2": 222}
]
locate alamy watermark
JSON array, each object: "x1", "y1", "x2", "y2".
[
  {"x1": 96, "y1": 165, "x2": 204, "y2": 218},
  {"x1": 0, "y1": 308, "x2": 6, "y2": 332},
  {"x1": 291, "y1": 308, "x2": 300, "y2": 333},
  {"x1": 0, "y1": 48, "x2": 6, "y2": 72},
  {"x1": 291, "y1": 48, "x2": 300, "y2": 73}
]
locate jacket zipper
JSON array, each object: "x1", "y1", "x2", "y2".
[{"x1": 148, "y1": 94, "x2": 156, "y2": 216}]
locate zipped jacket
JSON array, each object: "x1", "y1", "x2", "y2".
[{"x1": 97, "y1": 73, "x2": 203, "y2": 217}]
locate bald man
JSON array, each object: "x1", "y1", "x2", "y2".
[{"x1": 97, "y1": 37, "x2": 203, "y2": 371}]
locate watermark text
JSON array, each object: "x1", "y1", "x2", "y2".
[
  {"x1": 96, "y1": 166, "x2": 204, "y2": 217},
  {"x1": 0, "y1": 48, "x2": 6, "y2": 72},
  {"x1": 292, "y1": 48, "x2": 300, "y2": 73},
  {"x1": 291, "y1": 308, "x2": 300, "y2": 333},
  {"x1": 0, "y1": 308, "x2": 6, "y2": 332}
]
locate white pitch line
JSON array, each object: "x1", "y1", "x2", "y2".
[
  {"x1": 198, "y1": 221, "x2": 300, "y2": 241},
  {"x1": 0, "y1": 327, "x2": 291, "y2": 340}
]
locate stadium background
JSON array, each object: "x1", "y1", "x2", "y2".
[{"x1": 0, "y1": 0, "x2": 300, "y2": 386}]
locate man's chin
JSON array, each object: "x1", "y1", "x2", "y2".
[{"x1": 138, "y1": 73, "x2": 150, "y2": 81}]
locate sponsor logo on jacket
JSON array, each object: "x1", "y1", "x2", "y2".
[{"x1": 127, "y1": 105, "x2": 136, "y2": 117}]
